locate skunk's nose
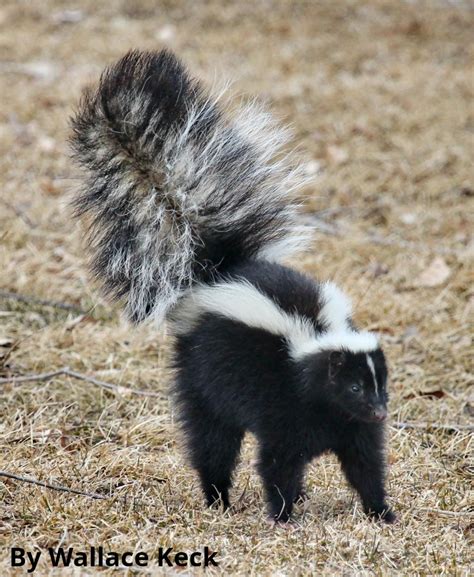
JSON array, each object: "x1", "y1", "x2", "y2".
[{"x1": 372, "y1": 406, "x2": 387, "y2": 421}]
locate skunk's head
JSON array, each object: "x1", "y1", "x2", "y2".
[{"x1": 306, "y1": 347, "x2": 389, "y2": 423}]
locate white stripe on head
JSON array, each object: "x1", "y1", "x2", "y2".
[
  {"x1": 172, "y1": 280, "x2": 379, "y2": 359},
  {"x1": 366, "y1": 353, "x2": 379, "y2": 397}
]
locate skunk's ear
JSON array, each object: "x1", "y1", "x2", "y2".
[{"x1": 328, "y1": 350, "x2": 345, "y2": 380}]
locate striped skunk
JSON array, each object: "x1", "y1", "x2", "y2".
[{"x1": 70, "y1": 49, "x2": 395, "y2": 523}]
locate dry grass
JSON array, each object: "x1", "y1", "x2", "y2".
[{"x1": 0, "y1": 1, "x2": 473, "y2": 575}]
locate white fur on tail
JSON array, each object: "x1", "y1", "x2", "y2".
[{"x1": 71, "y1": 50, "x2": 311, "y2": 325}]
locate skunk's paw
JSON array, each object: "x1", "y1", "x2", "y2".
[{"x1": 367, "y1": 506, "x2": 397, "y2": 524}]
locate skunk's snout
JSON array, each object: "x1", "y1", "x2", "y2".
[{"x1": 372, "y1": 406, "x2": 388, "y2": 422}]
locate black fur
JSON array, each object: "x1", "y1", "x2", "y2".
[{"x1": 173, "y1": 261, "x2": 395, "y2": 523}]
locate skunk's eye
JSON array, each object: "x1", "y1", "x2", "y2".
[{"x1": 351, "y1": 385, "x2": 361, "y2": 393}]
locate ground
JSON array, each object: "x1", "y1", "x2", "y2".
[{"x1": 0, "y1": 1, "x2": 472, "y2": 575}]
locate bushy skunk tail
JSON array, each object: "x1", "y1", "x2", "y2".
[{"x1": 70, "y1": 49, "x2": 310, "y2": 324}]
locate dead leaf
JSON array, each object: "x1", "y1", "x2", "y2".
[
  {"x1": 403, "y1": 389, "x2": 446, "y2": 400},
  {"x1": 368, "y1": 261, "x2": 389, "y2": 278},
  {"x1": 388, "y1": 452, "x2": 398, "y2": 465},
  {"x1": 460, "y1": 186, "x2": 473, "y2": 197},
  {"x1": 415, "y1": 257, "x2": 451, "y2": 287},
  {"x1": 39, "y1": 177, "x2": 62, "y2": 196},
  {"x1": 65, "y1": 314, "x2": 96, "y2": 331},
  {"x1": 0, "y1": 337, "x2": 18, "y2": 370},
  {"x1": 463, "y1": 403, "x2": 474, "y2": 418},
  {"x1": 404, "y1": 18, "x2": 424, "y2": 37}
]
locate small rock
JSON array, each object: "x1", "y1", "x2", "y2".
[
  {"x1": 38, "y1": 136, "x2": 56, "y2": 153},
  {"x1": 303, "y1": 160, "x2": 321, "y2": 177},
  {"x1": 156, "y1": 25, "x2": 175, "y2": 42},
  {"x1": 403, "y1": 326, "x2": 418, "y2": 339},
  {"x1": 415, "y1": 257, "x2": 451, "y2": 288},
  {"x1": 400, "y1": 212, "x2": 417, "y2": 225},
  {"x1": 326, "y1": 145, "x2": 348, "y2": 166},
  {"x1": 22, "y1": 61, "x2": 60, "y2": 82},
  {"x1": 52, "y1": 10, "x2": 85, "y2": 24}
]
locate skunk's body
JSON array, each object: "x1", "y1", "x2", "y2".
[
  {"x1": 172, "y1": 260, "x2": 393, "y2": 522},
  {"x1": 71, "y1": 50, "x2": 395, "y2": 523}
]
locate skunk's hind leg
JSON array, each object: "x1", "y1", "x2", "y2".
[
  {"x1": 193, "y1": 421, "x2": 244, "y2": 509},
  {"x1": 258, "y1": 443, "x2": 305, "y2": 522},
  {"x1": 181, "y1": 403, "x2": 244, "y2": 510}
]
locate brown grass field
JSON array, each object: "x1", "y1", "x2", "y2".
[{"x1": 0, "y1": 1, "x2": 473, "y2": 575}]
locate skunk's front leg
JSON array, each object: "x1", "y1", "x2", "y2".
[
  {"x1": 336, "y1": 425, "x2": 395, "y2": 523},
  {"x1": 258, "y1": 444, "x2": 305, "y2": 522},
  {"x1": 293, "y1": 475, "x2": 308, "y2": 503}
]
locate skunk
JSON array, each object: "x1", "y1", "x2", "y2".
[{"x1": 70, "y1": 49, "x2": 395, "y2": 523}]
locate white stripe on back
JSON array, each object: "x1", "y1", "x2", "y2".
[{"x1": 172, "y1": 280, "x2": 379, "y2": 359}]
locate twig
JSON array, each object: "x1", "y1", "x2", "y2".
[
  {"x1": 0, "y1": 289, "x2": 86, "y2": 314},
  {"x1": 0, "y1": 368, "x2": 65, "y2": 384},
  {"x1": 63, "y1": 368, "x2": 161, "y2": 397},
  {"x1": 1, "y1": 471, "x2": 165, "y2": 510},
  {"x1": 392, "y1": 421, "x2": 474, "y2": 432},
  {"x1": 0, "y1": 198, "x2": 37, "y2": 228},
  {"x1": 0, "y1": 471, "x2": 107, "y2": 500},
  {"x1": 305, "y1": 216, "x2": 463, "y2": 256},
  {"x1": 364, "y1": 233, "x2": 461, "y2": 256},
  {"x1": 0, "y1": 367, "x2": 162, "y2": 397},
  {"x1": 422, "y1": 507, "x2": 474, "y2": 518}
]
